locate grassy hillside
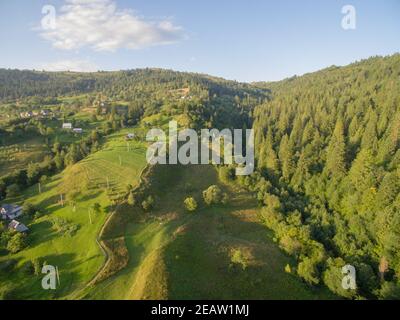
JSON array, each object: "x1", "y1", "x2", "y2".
[
  {"x1": 0, "y1": 128, "x2": 147, "y2": 299},
  {"x1": 80, "y1": 164, "x2": 333, "y2": 300}
]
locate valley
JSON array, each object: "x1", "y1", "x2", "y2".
[{"x1": 0, "y1": 55, "x2": 399, "y2": 300}]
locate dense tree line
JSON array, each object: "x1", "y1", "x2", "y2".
[
  {"x1": 248, "y1": 54, "x2": 400, "y2": 299},
  {"x1": 0, "y1": 68, "x2": 267, "y2": 103}
]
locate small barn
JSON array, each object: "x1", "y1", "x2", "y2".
[{"x1": 8, "y1": 220, "x2": 29, "y2": 233}]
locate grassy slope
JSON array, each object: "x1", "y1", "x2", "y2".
[
  {"x1": 1, "y1": 123, "x2": 334, "y2": 300},
  {"x1": 0, "y1": 111, "x2": 104, "y2": 176},
  {"x1": 0, "y1": 136, "x2": 48, "y2": 177},
  {"x1": 84, "y1": 164, "x2": 334, "y2": 300},
  {"x1": 0, "y1": 128, "x2": 147, "y2": 299}
]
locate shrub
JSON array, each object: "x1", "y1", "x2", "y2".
[
  {"x1": 31, "y1": 258, "x2": 42, "y2": 275},
  {"x1": 142, "y1": 195, "x2": 155, "y2": 211},
  {"x1": 184, "y1": 197, "x2": 198, "y2": 212},
  {"x1": 7, "y1": 233, "x2": 28, "y2": 253},
  {"x1": 51, "y1": 218, "x2": 79, "y2": 237},
  {"x1": 297, "y1": 257, "x2": 320, "y2": 285},
  {"x1": 127, "y1": 192, "x2": 136, "y2": 206},
  {"x1": 202, "y1": 185, "x2": 228, "y2": 206},
  {"x1": 230, "y1": 249, "x2": 248, "y2": 271}
]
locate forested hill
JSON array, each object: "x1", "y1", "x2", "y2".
[
  {"x1": 0, "y1": 68, "x2": 267, "y2": 102},
  {"x1": 250, "y1": 54, "x2": 400, "y2": 299}
]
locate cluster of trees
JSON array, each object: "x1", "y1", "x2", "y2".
[
  {"x1": 248, "y1": 54, "x2": 400, "y2": 299},
  {"x1": 0, "y1": 221, "x2": 29, "y2": 254},
  {"x1": 0, "y1": 127, "x2": 106, "y2": 201}
]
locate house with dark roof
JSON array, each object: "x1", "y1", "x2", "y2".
[
  {"x1": 8, "y1": 220, "x2": 29, "y2": 233},
  {"x1": 40, "y1": 109, "x2": 52, "y2": 117},
  {"x1": 1, "y1": 204, "x2": 23, "y2": 220}
]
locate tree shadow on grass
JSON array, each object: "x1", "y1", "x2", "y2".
[
  {"x1": 4, "y1": 253, "x2": 78, "y2": 300},
  {"x1": 162, "y1": 205, "x2": 335, "y2": 300},
  {"x1": 28, "y1": 220, "x2": 58, "y2": 247},
  {"x1": 79, "y1": 190, "x2": 103, "y2": 202}
]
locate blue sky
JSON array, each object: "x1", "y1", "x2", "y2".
[{"x1": 0, "y1": 0, "x2": 399, "y2": 82}]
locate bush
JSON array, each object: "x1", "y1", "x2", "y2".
[
  {"x1": 297, "y1": 257, "x2": 320, "y2": 285},
  {"x1": 142, "y1": 195, "x2": 155, "y2": 211},
  {"x1": 51, "y1": 218, "x2": 79, "y2": 237},
  {"x1": 7, "y1": 233, "x2": 28, "y2": 253},
  {"x1": 31, "y1": 258, "x2": 42, "y2": 275},
  {"x1": 230, "y1": 249, "x2": 248, "y2": 271},
  {"x1": 184, "y1": 197, "x2": 198, "y2": 212},
  {"x1": 202, "y1": 185, "x2": 228, "y2": 206},
  {"x1": 127, "y1": 192, "x2": 136, "y2": 206}
]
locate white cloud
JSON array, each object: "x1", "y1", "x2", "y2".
[
  {"x1": 39, "y1": 0, "x2": 184, "y2": 52},
  {"x1": 39, "y1": 59, "x2": 99, "y2": 72}
]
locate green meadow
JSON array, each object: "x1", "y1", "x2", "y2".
[
  {"x1": 81, "y1": 164, "x2": 334, "y2": 300},
  {"x1": 0, "y1": 128, "x2": 147, "y2": 299}
]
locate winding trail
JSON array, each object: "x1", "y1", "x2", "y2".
[{"x1": 68, "y1": 164, "x2": 150, "y2": 300}]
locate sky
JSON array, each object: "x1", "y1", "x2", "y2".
[{"x1": 0, "y1": 0, "x2": 399, "y2": 82}]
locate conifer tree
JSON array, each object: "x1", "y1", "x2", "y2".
[
  {"x1": 325, "y1": 120, "x2": 347, "y2": 178},
  {"x1": 278, "y1": 134, "x2": 294, "y2": 180}
]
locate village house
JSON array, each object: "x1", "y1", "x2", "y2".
[
  {"x1": 73, "y1": 128, "x2": 83, "y2": 134},
  {"x1": 1, "y1": 204, "x2": 23, "y2": 220},
  {"x1": 62, "y1": 123, "x2": 73, "y2": 130},
  {"x1": 40, "y1": 109, "x2": 52, "y2": 117},
  {"x1": 8, "y1": 220, "x2": 29, "y2": 233}
]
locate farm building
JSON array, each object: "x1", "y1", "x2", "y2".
[
  {"x1": 1, "y1": 204, "x2": 23, "y2": 220},
  {"x1": 8, "y1": 220, "x2": 29, "y2": 233},
  {"x1": 126, "y1": 133, "x2": 135, "y2": 140},
  {"x1": 62, "y1": 123, "x2": 73, "y2": 129}
]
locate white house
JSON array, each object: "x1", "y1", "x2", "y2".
[
  {"x1": 73, "y1": 128, "x2": 83, "y2": 134},
  {"x1": 62, "y1": 123, "x2": 72, "y2": 130},
  {"x1": 20, "y1": 111, "x2": 33, "y2": 118},
  {"x1": 8, "y1": 220, "x2": 29, "y2": 233},
  {"x1": 1, "y1": 204, "x2": 23, "y2": 220}
]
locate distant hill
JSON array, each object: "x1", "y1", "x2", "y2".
[{"x1": 0, "y1": 68, "x2": 268, "y2": 102}]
